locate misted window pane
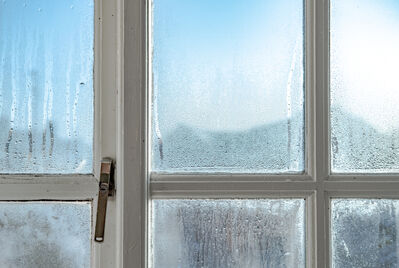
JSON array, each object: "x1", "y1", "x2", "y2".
[
  {"x1": 0, "y1": 202, "x2": 91, "y2": 267},
  {"x1": 330, "y1": 0, "x2": 399, "y2": 173},
  {"x1": 0, "y1": 0, "x2": 94, "y2": 173},
  {"x1": 152, "y1": 199, "x2": 305, "y2": 267},
  {"x1": 151, "y1": 0, "x2": 304, "y2": 173},
  {"x1": 332, "y1": 199, "x2": 399, "y2": 267}
]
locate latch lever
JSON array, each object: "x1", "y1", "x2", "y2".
[{"x1": 94, "y1": 158, "x2": 115, "y2": 243}]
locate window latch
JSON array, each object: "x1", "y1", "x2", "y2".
[{"x1": 94, "y1": 157, "x2": 115, "y2": 243}]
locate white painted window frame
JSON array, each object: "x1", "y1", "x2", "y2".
[
  {"x1": 122, "y1": 0, "x2": 399, "y2": 267},
  {"x1": 0, "y1": 0, "x2": 123, "y2": 267}
]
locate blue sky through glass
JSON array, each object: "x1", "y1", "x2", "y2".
[
  {"x1": 153, "y1": 0, "x2": 304, "y2": 132},
  {"x1": 331, "y1": 0, "x2": 399, "y2": 173},
  {"x1": 152, "y1": 0, "x2": 305, "y2": 172},
  {"x1": 331, "y1": 0, "x2": 399, "y2": 132},
  {"x1": 0, "y1": 0, "x2": 94, "y2": 173}
]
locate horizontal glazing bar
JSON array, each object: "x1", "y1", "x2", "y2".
[
  {"x1": 151, "y1": 173, "x2": 313, "y2": 182},
  {"x1": 0, "y1": 174, "x2": 97, "y2": 184},
  {"x1": 327, "y1": 174, "x2": 399, "y2": 181},
  {"x1": 151, "y1": 181, "x2": 316, "y2": 198},
  {"x1": 151, "y1": 180, "x2": 399, "y2": 199},
  {"x1": 0, "y1": 176, "x2": 97, "y2": 200}
]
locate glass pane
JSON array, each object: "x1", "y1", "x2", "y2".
[
  {"x1": 330, "y1": 0, "x2": 399, "y2": 173},
  {"x1": 152, "y1": 199, "x2": 305, "y2": 267},
  {"x1": 0, "y1": 202, "x2": 91, "y2": 267},
  {"x1": 0, "y1": 0, "x2": 94, "y2": 173},
  {"x1": 332, "y1": 199, "x2": 399, "y2": 267},
  {"x1": 151, "y1": 0, "x2": 304, "y2": 173}
]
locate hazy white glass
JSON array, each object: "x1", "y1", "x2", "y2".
[
  {"x1": 0, "y1": 0, "x2": 94, "y2": 173},
  {"x1": 152, "y1": 199, "x2": 305, "y2": 268},
  {"x1": 152, "y1": 0, "x2": 304, "y2": 173},
  {"x1": 332, "y1": 199, "x2": 399, "y2": 267},
  {"x1": 331, "y1": 0, "x2": 399, "y2": 173},
  {"x1": 0, "y1": 202, "x2": 91, "y2": 268}
]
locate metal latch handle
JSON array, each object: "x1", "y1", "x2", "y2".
[{"x1": 94, "y1": 158, "x2": 115, "y2": 243}]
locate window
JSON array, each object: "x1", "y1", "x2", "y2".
[
  {"x1": 0, "y1": 0, "x2": 120, "y2": 267},
  {"x1": 124, "y1": 0, "x2": 399, "y2": 267},
  {"x1": 3, "y1": 0, "x2": 398, "y2": 266}
]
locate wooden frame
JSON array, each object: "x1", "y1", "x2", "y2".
[{"x1": 122, "y1": 0, "x2": 399, "y2": 267}]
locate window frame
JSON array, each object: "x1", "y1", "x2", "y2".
[
  {"x1": 0, "y1": 0, "x2": 122, "y2": 267},
  {"x1": 123, "y1": 0, "x2": 399, "y2": 267}
]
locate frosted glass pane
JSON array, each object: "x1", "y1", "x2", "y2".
[
  {"x1": 152, "y1": 199, "x2": 305, "y2": 267},
  {"x1": 152, "y1": 0, "x2": 304, "y2": 173},
  {"x1": 0, "y1": 0, "x2": 94, "y2": 173},
  {"x1": 0, "y1": 202, "x2": 91, "y2": 268},
  {"x1": 332, "y1": 199, "x2": 399, "y2": 267},
  {"x1": 330, "y1": 0, "x2": 399, "y2": 173}
]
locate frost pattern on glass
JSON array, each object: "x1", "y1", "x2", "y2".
[
  {"x1": 331, "y1": 0, "x2": 399, "y2": 173},
  {"x1": 0, "y1": 202, "x2": 91, "y2": 268},
  {"x1": 332, "y1": 199, "x2": 399, "y2": 267},
  {"x1": 152, "y1": 199, "x2": 305, "y2": 268},
  {"x1": 152, "y1": 0, "x2": 304, "y2": 173},
  {"x1": 0, "y1": 0, "x2": 94, "y2": 173}
]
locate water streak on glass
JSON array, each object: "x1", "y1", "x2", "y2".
[
  {"x1": 0, "y1": 0, "x2": 94, "y2": 173},
  {"x1": 0, "y1": 202, "x2": 91, "y2": 268},
  {"x1": 151, "y1": 0, "x2": 304, "y2": 173},
  {"x1": 332, "y1": 199, "x2": 399, "y2": 267},
  {"x1": 152, "y1": 199, "x2": 305, "y2": 268},
  {"x1": 331, "y1": 0, "x2": 399, "y2": 173}
]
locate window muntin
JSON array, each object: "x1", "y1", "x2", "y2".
[
  {"x1": 330, "y1": 0, "x2": 399, "y2": 173},
  {"x1": 151, "y1": 0, "x2": 305, "y2": 173},
  {"x1": 0, "y1": 0, "x2": 94, "y2": 174}
]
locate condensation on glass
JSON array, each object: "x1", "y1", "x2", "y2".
[
  {"x1": 332, "y1": 199, "x2": 399, "y2": 267},
  {"x1": 151, "y1": 0, "x2": 305, "y2": 173},
  {"x1": 0, "y1": 202, "x2": 91, "y2": 268},
  {"x1": 330, "y1": 0, "x2": 399, "y2": 173},
  {"x1": 151, "y1": 199, "x2": 306, "y2": 268},
  {"x1": 0, "y1": 0, "x2": 94, "y2": 173}
]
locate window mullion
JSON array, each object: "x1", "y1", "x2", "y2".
[
  {"x1": 314, "y1": 0, "x2": 330, "y2": 182},
  {"x1": 123, "y1": 0, "x2": 148, "y2": 266},
  {"x1": 314, "y1": 0, "x2": 330, "y2": 267}
]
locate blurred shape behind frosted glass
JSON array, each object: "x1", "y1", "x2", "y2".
[
  {"x1": 152, "y1": 199, "x2": 306, "y2": 268},
  {"x1": 332, "y1": 199, "x2": 399, "y2": 267},
  {"x1": 152, "y1": 0, "x2": 304, "y2": 173},
  {"x1": 0, "y1": 0, "x2": 94, "y2": 173},
  {"x1": 0, "y1": 202, "x2": 91, "y2": 268},
  {"x1": 331, "y1": 0, "x2": 399, "y2": 173}
]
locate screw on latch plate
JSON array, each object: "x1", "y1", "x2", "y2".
[{"x1": 94, "y1": 157, "x2": 115, "y2": 243}]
